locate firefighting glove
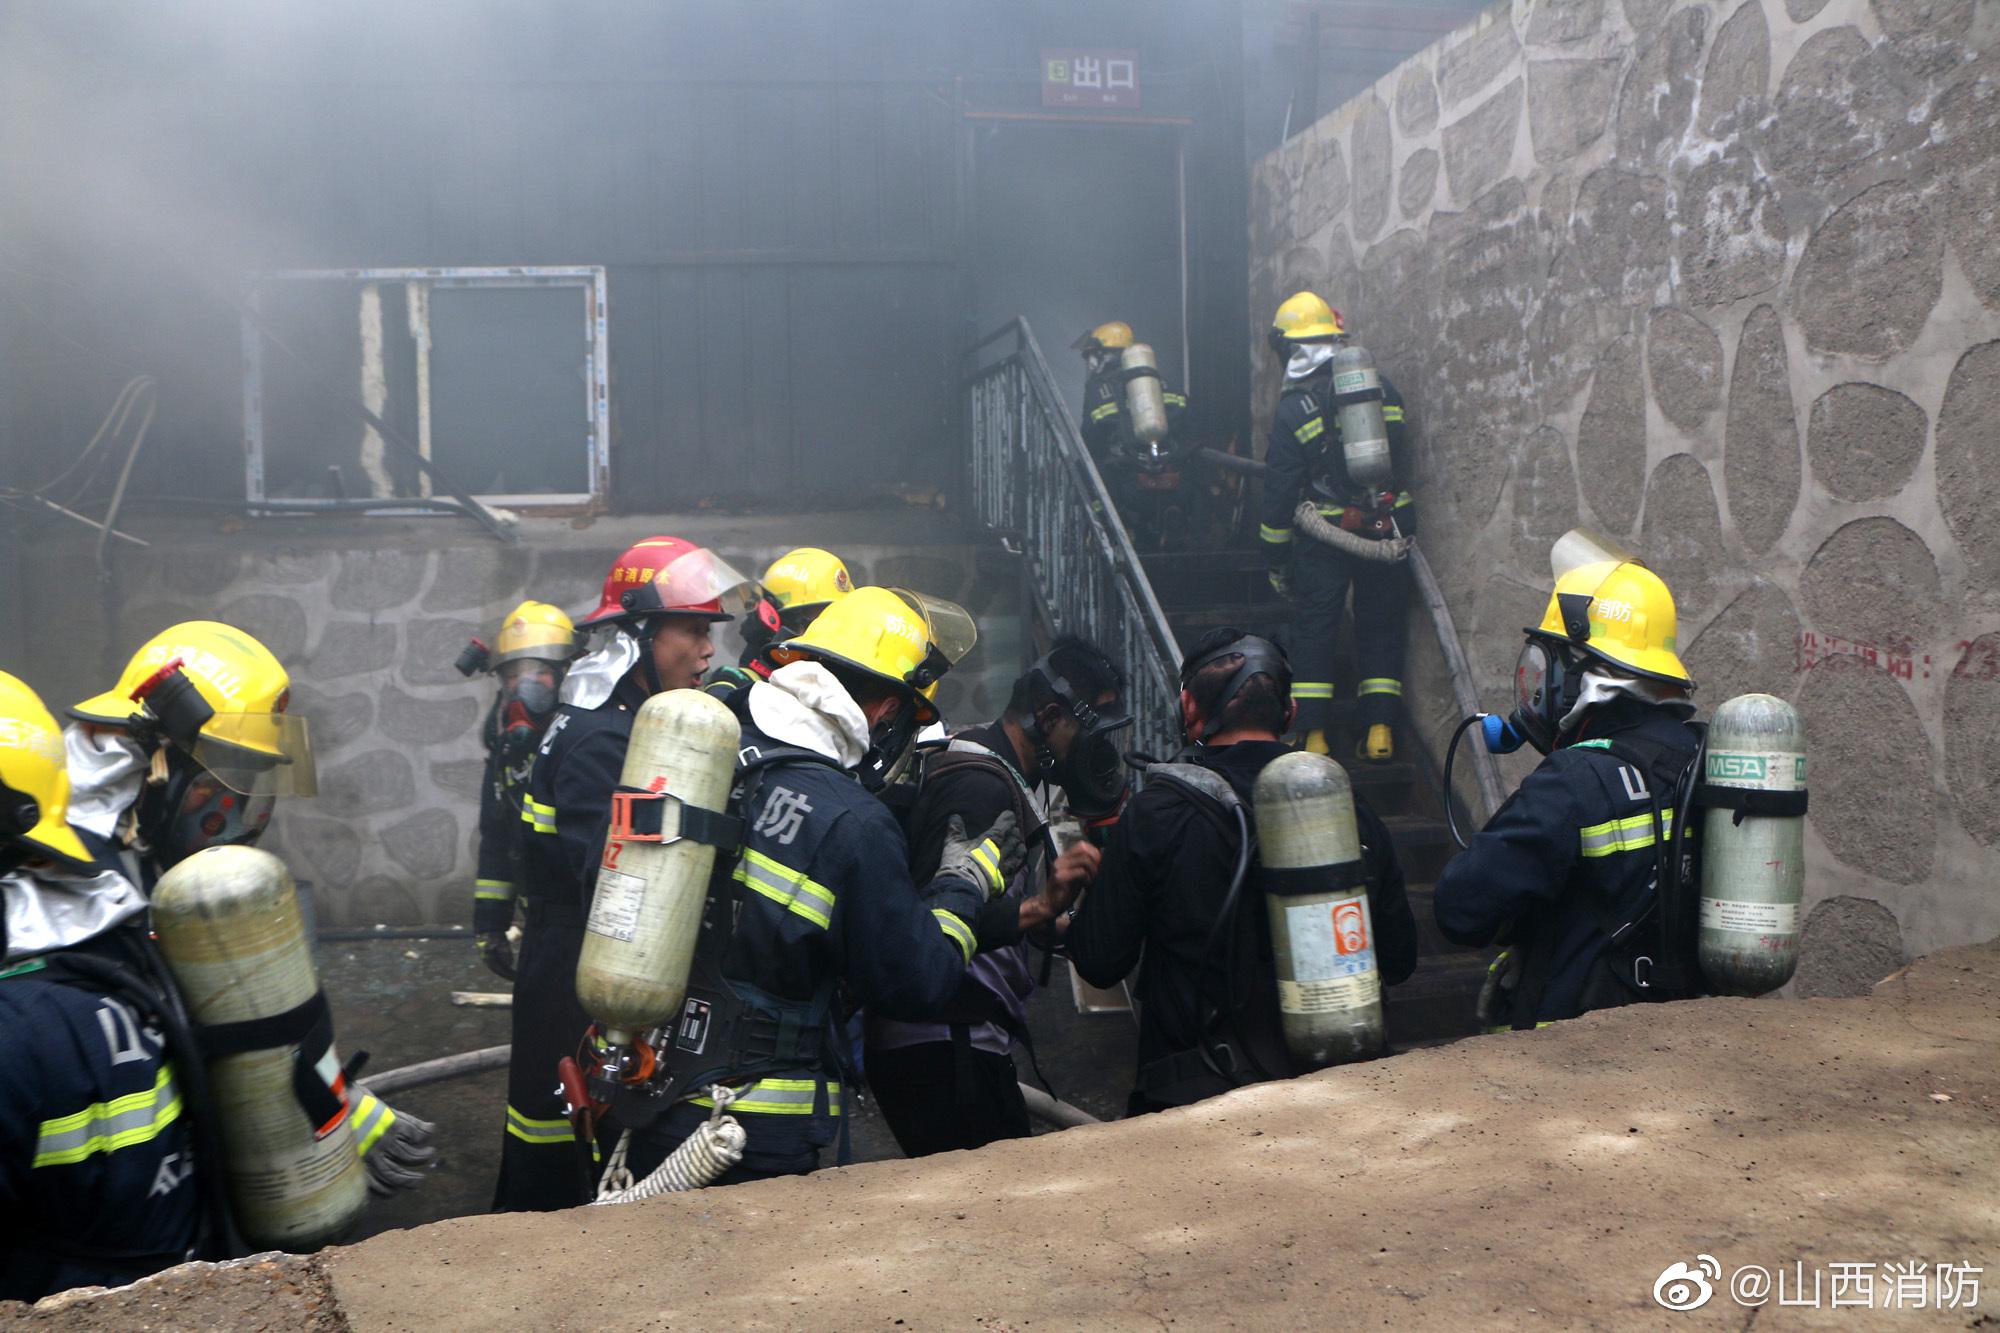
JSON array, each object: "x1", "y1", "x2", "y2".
[
  {"x1": 475, "y1": 930, "x2": 516, "y2": 982},
  {"x1": 1267, "y1": 565, "x2": 1293, "y2": 599},
  {"x1": 472, "y1": 891, "x2": 517, "y2": 981},
  {"x1": 353, "y1": 1092, "x2": 438, "y2": 1197},
  {"x1": 938, "y1": 810, "x2": 1025, "y2": 901}
]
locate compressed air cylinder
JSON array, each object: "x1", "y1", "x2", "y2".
[
  {"x1": 1120, "y1": 343, "x2": 1171, "y2": 444},
  {"x1": 1328, "y1": 342, "x2": 1392, "y2": 490},
  {"x1": 152, "y1": 846, "x2": 367, "y2": 1252},
  {"x1": 1698, "y1": 693, "x2": 1807, "y2": 997},
  {"x1": 1252, "y1": 751, "x2": 1384, "y2": 1068},
  {"x1": 576, "y1": 687, "x2": 742, "y2": 1045}
]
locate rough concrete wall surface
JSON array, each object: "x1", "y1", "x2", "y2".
[
  {"x1": 11, "y1": 938, "x2": 1996, "y2": 1328},
  {"x1": 10, "y1": 513, "x2": 1023, "y2": 927},
  {"x1": 1250, "y1": 0, "x2": 2000, "y2": 978}
]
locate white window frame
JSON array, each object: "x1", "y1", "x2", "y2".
[{"x1": 241, "y1": 265, "x2": 610, "y2": 512}]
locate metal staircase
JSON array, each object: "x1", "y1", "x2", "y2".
[{"x1": 963, "y1": 317, "x2": 1486, "y2": 1048}]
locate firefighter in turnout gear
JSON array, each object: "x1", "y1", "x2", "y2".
[
  {"x1": 465, "y1": 601, "x2": 580, "y2": 983},
  {"x1": 0, "y1": 670, "x2": 204, "y2": 1300},
  {"x1": 702, "y1": 547, "x2": 853, "y2": 700},
  {"x1": 1433, "y1": 552, "x2": 1704, "y2": 1029},
  {"x1": 1074, "y1": 321, "x2": 1190, "y2": 464},
  {"x1": 1066, "y1": 630, "x2": 1417, "y2": 1115},
  {"x1": 606, "y1": 586, "x2": 1028, "y2": 1185},
  {"x1": 495, "y1": 537, "x2": 753, "y2": 1211},
  {"x1": 62, "y1": 622, "x2": 435, "y2": 1200},
  {"x1": 1259, "y1": 292, "x2": 1415, "y2": 763}
]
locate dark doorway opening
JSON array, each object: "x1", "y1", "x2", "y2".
[{"x1": 967, "y1": 120, "x2": 1187, "y2": 413}]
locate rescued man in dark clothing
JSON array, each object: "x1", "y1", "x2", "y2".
[{"x1": 1066, "y1": 627, "x2": 1418, "y2": 1114}]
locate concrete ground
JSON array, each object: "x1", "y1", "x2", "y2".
[{"x1": 10, "y1": 938, "x2": 1995, "y2": 1329}]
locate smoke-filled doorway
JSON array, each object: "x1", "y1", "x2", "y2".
[{"x1": 967, "y1": 120, "x2": 1187, "y2": 415}]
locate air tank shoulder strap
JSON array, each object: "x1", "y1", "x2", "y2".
[
  {"x1": 1143, "y1": 761, "x2": 1244, "y2": 829},
  {"x1": 925, "y1": 742, "x2": 1044, "y2": 845}
]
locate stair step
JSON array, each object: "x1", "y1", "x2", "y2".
[
  {"x1": 1166, "y1": 603, "x2": 1294, "y2": 633},
  {"x1": 1381, "y1": 814, "x2": 1449, "y2": 844},
  {"x1": 1381, "y1": 814, "x2": 1454, "y2": 882},
  {"x1": 1384, "y1": 952, "x2": 1488, "y2": 1046},
  {"x1": 1140, "y1": 549, "x2": 1269, "y2": 577},
  {"x1": 1400, "y1": 882, "x2": 1469, "y2": 958},
  {"x1": 1342, "y1": 759, "x2": 1416, "y2": 792}
]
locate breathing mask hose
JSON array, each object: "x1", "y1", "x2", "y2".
[
  {"x1": 1197, "y1": 803, "x2": 1277, "y2": 1085},
  {"x1": 1443, "y1": 713, "x2": 1486, "y2": 850}
]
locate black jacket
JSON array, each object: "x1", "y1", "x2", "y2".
[
  {"x1": 1081, "y1": 366, "x2": 1189, "y2": 457},
  {"x1": 0, "y1": 928, "x2": 201, "y2": 1300},
  {"x1": 1067, "y1": 739, "x2": 1417, "y2": 1090},
  {"x1": 472, "y1": 719, "x2": 530, "y2": 934},
  {"x1": 1433, "y1": 699, "x2": 1702, "y2": 1026},
  {"x1": 1259, "y1": 370, "x2": 1414, "y2": 556},
  {"x1": 516, "y1": 682, "x2": 644, "y2": 921}
]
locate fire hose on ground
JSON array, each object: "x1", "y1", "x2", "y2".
[{"x1": 357, "y1": 1044, "x2": 1103, "y2": 1129}]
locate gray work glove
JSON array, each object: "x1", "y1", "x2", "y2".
[
  {"x1": 352, "y1": 1092, "x2": 439, "y2": 1197},
  {"x1": 937, "y1": 810, "x2": 1025, "y2": 901},
  {"x1": 475, "y1": 929, "x2": 516, "y2": 982}
]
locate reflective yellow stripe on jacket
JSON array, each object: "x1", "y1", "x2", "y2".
[
  {"x1": 1259, "y1": 524, "x2": 1293, "y2": 545},
  {"x1": 33, "y1": 1066, "x2": 183, "y2": 1167},
  {"x1": 1577, "y1": 810, "x2": 1676, "y2": 858},
  {"x1": 691, "y1": 1077, "x2": 843, "y2": 1117},
  {"x1": 505, "y1": 1104, "x2": 573, "y2": 1145},
  {"x1": 933, "y1": 908, "x2": 976, "y2": 964},
  {"x1": 474, "y1": 878, "x2": 514, "y2": 901},
  {"x1": 520, "y1": 796, "x2": 557, "y2": 835},
  {"x1": 734, "y1": 848, "x2": 836, "y2": 930}
]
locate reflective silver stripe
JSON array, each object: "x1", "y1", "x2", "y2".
[
  {"x1": 520, "y1": 797, "x2": 557, "y2": 834},
  {"x1": 474, "y1": 878, "x2": 514, "y2": 900},
  {"x1": 735, "y1": 849, "x2": 835, "y2": 929},
  {"x1": 33, "y1": 1066, "x2": 183, "y2": 1167}
]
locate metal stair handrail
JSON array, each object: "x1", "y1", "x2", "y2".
[{"x1": 964, "y1": 318, "x2": 1184, "y2": 763}]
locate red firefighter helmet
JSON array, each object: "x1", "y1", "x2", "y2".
[{"x1": 577, "y1": 536, "x2": 751, "y2": 628}]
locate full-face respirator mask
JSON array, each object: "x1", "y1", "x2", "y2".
[{"x1": 1021, "y1": 651, "x2": 1133, "y2": 820}]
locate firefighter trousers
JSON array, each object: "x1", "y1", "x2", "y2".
[
  {"x1": 490, "y1": 905, "x2": 594, "y2": 1212},
  {"x1": 1292, "y1": 536, "x2": 1412, "y2": 734}
]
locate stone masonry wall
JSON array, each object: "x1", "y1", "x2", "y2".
[
  {"x1": 1249, "y1": 0, "x2": 2000, "y2": 983},
  {"x1": 14, "y1": 513, "x2": 1022, "y2": 928}
]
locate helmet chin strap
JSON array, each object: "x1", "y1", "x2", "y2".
[{"x1": 633, "y1": 617, "x2": 665, "y2": 697}]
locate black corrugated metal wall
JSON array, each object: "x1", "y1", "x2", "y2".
[{"x1": 0, "y1": 1, "x2": 1247, "y2": 515}]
